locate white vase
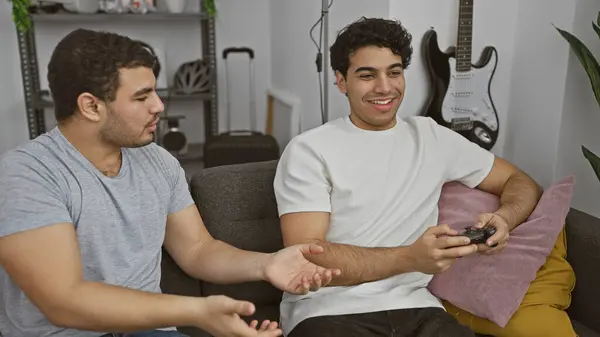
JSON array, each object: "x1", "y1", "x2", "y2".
[{"x1": 166, "y1": 0, "x2": 187, "y2": 13}]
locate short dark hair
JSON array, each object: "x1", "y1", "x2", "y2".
[
  {"x1": 47, "y1": 29, "x2": 156, "y2": 122},
  {"x1": 330, "y1": 17, "x2": 413, "y2": 77}
]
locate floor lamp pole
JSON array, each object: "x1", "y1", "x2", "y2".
[{"x1": 322, "y1": 0, "x2": 329, "y2": 124}]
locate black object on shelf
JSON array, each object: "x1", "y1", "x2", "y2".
[{"x1": 160, "y1": 115, "x2": 188, "y2": 155}]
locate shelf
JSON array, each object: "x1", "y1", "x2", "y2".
[
  {"x1": 156, "y1": 89, "x2": 213, "y2": 101},
  {"x1": 34, "y1": 89, "x2": 212, "y2": 109},
  {"x1": 17, "y1": 4, "x2": 218, "y2": 141},
  {"x1": 30, "y1": 11, "x2": 208, "y2": 22}
]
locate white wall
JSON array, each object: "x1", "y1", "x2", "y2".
[
  {"x1": 214, "y1": 0, "x2": 271, "y2": 134},
  {"x1": 270, "y1": 0, "x2": 389, "y2": 133},
  {"x1": 0, "y1": 1, "x2": 28, "y2": 154},
  {"x1": 326, "y1": 0, "x2": 390, "y2": 122},
  {"x1": 503, "y1": 0, "x2": 576, "y2": 187},
  {"x1": 554, "y1": 0, "x2": 600, "y2": 217},
  {"x1": 269, "y1": 0, "x2": 320, "y2": 132},
  {"x1": 502, "y1": 0, "x2": 600, "y2": 218}
]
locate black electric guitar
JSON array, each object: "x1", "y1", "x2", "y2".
[{"x1": 422, "y1": 0, "x2": 500, "y2": 150}]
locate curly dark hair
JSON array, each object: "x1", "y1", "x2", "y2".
[
  {"x1": 47, "y1": 29, "x2": 156, "y2": 122},
  {"x1": 330, "y1": 17, "x2": 413, "y2": 77}
]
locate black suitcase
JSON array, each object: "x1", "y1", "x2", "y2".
[{"x1": 203, "y1": 47, "x2": 280, "y2": 168}]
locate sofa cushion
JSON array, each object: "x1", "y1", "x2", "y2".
[
  {"x1": 443, "y1": 225, "x2": 577, "y2": 336},
  {"x1": 189, "y1": 160, "x2": 284, "y2": 306},
  {"x1": 427, "y1": 176, "x2": 575, "y2": 328}
]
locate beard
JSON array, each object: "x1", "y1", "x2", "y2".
[{"x1": 99, "y1": 106, "x2": 154, "y2": 148}]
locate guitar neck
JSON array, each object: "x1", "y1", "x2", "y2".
[{"x1": 456, "y1": 0, "x2": 474, "y2": 72}]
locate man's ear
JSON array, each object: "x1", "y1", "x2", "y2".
[
  {"x1": 76, "y1": 92, "x2": 102, "y2": 122},
  {"x1": 335, "y1": 71, "x2": 347, "y2": 95}
]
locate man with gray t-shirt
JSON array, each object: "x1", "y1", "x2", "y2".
[{"x1": 0, "y1": 29, "x2": 340, "y2": 337}]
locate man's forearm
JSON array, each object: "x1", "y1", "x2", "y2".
[
  {"x1": 50, "y1": 281, "x2": 202, "y2": 332},
  {"x1": 494, "y1": 171, "x2": 543, "y2": 230},
  {"x1": 183, "y1": 239, "x2": 269, "y2": 284},
  {"x1": 303, "y1": 239, "x2": 413, "y2": 286}
]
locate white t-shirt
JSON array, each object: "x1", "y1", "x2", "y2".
[{"x1": 273, "y1": 115, "x2": 495, "y2": 335}]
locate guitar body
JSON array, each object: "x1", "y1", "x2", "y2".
[{"x1": 422, "y1": 28, "x2": 500, "y2": 150}]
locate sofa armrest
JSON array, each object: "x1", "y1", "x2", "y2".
[{"x1": 565, "y1": 208, "x2": 600, "y2": 332}]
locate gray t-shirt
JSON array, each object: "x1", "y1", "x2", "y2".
[{"x1": 0, "y1": 127, "x2": 195, "y2": 337}]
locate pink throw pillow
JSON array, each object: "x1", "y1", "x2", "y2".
[{"x1": 427, "y1": 176, "x2": 575, "y2": 327}]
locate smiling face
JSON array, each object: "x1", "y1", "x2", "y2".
[
  {"x1": 335, "y1": 46, "x2": 406, "y2": 131},
  {"x1": 97, "y1": 66, "x2": 164, "y2": 148}
]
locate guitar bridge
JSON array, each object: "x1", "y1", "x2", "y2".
[{"x1": 450, "y1": 118, "x2": 473, "y2": 131}]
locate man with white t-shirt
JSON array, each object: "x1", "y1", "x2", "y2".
[{"x1": 273, "y1": 17, "x2": 543, "y2": 336}]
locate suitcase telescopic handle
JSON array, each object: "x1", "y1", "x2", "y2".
[
  {"x1": 222, "y1": 46, "x2": 257, "y2": 132},
  {"x1": 222, "y1": 47, "x2": 255, "y2": 59}
]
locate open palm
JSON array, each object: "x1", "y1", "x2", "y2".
[{"x1": 262, "y1": 243, "x2": 341, "y2": 294}]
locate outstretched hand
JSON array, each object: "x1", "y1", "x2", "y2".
[
  {"x1": 196, "y1": 295, "x2": 282, "y2": 337},
  {"x1": 262, "y1": 243, "x2": 341, "y2": 295}
]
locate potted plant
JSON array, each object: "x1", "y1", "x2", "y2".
[
  {"x1": 7, "y1": 0, "x2": 30, "y2": 32},
  {"x1": 555, "y1": 12, "x2": 600, "y2": 183},
  {"x1": 203, "y1": 0, "x2": 216, "y2": 17}
]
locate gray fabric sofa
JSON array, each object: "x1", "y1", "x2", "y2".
[{"x1": 160, "y1": 160, "x2": 600, "y2": 337}]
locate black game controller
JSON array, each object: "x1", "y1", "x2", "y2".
[{"x1": 460, "y1": 226, "x2": 497, "y2": 246}]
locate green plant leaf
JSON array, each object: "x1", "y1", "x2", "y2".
[
  {"x1": 203, "y1": 0, "x2": 217, "y2": 17},
  {"x1": 8, "y1": 0, "x2": 31, "y2": 32},
  {"x1": 582, "y1": 145, "x2": 600, "y2": 183},
  {"x1": 555, "y1": 25, "x2": 600, "y2": 109},
  {"x1": 593, "y1": 18, "x2": 600, "y2": 44}
]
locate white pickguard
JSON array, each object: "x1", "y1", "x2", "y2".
[{"x1": 441, "y1": 51, "x2": 498, "y2": 131}]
